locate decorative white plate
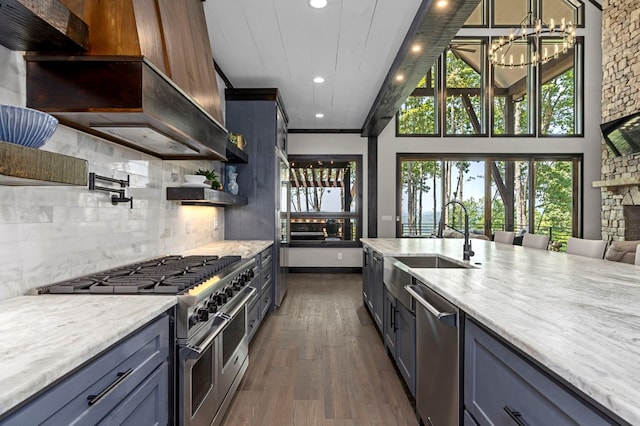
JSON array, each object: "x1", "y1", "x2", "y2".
[{"x1": 180, "y1": 183, "x2": 210, "y2": 188}]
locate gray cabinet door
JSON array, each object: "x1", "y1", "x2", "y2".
[
  {"x1": 98, "y1": 362, "x2": 169, "y2": 425},
  {"x1": 464, "y1": 319, "x2": 614, "y2": 426},
  {"x1": 395, "y1": 302, "x2": 416, "y2": 397},
  {"x1": 383, "y1": 287, "x2": 397, "y2": 355},
  {"x1": 0, "y1": 314, "x2": 170, "y2": 425},
  {"x1": 372, "y1": 252, "x2": 384, "y2": 331},
  {"x1": 362, "y1": 248, "x2": 375, "y2": 314}
]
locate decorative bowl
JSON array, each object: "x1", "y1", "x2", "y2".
[
  {"x1": 0, "y1": 105, "x2": 58, "y2": 149},
  {"x1": 184, "y1": 174, "x2": 207, "y2": 184}
]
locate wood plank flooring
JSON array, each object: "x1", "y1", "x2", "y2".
[{"x1": 221, "y1": 273, "x2": 418, "y2": 426}]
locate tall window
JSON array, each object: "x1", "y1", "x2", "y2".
[
  {"x1": 445, "y1": 41, "x2": 486, "y2": 135},
  {"x1": 288, "y1": 155, "x2": 362, "y2": 246},
  {"x1": 397, "y1": 0, "x2": 584, "y2": 137},
  {"x1": 397, "y1": 155, "x2": 580, "y2": 247}
]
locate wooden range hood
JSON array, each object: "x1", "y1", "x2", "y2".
[{"x1": 25, "y1": 0, "x2": 228, "y2": 160}]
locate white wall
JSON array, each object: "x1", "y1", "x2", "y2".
[
  {"x1": 0, "y1": 45, "x2": 225, "y2": 300},
  {"x1": 286, "y1": 133, "x2": 368, "y2": 267}
]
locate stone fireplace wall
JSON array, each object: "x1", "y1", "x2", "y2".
[{"x1": 600, "y1": 0, "x2": 640, "y2": 240}]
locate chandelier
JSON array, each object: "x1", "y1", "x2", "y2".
[{"x1": 489, "y1": 12, "x2": 576, "y2": 68}]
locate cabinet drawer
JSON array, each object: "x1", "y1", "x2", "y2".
[
  {"x1": 260, "y1": 281, "x2": 273, "y2": 320},
  {"x1": 247, "y1": 295, "x2": 261, "y2": 342},
  {"x1": 464, "y1": 319, "x2": 612, "y2": 426},
  {"x1": 97, "y1": 361, "x2": 169, "y2": 425},
  {"x1": 260, "y1": 248, "x2": 273, "y2": 271},
  {"x1": 261, "y1": 266, "x2": 273, "y2": 291},
  {"x1": 2, "y1": 314, "x2": 170, "y2": 425}
]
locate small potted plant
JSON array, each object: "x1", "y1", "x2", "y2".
[{"x1": 195, "y1": 169, "x2": 221, "y2": 190}]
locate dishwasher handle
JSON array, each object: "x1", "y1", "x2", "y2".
[{"x1": 406, "y1": 284, "x2": 457, "y2": 327}]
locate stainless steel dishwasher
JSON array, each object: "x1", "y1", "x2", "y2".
[{"x1": 406, "y1": 281, "x2": 462, "y2": 426}]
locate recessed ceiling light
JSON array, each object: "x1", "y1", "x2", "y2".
[
  {"x1": 436, "y1": 0, "x2": 448, "y2": 8},
  {"x1": 411, "y1": 44, "x2": 422, "y2": 53},
  {"x1": 313, "y1": 76, "x2": 325, "y2": 83},
  {"x1": 315, "y1": 113, "x2": 324, "y2": 118},
  {"x1": 310, "y1": 0, "x2": 327, "y2": 8},
  {"x1": 395, "y1": 75, "x2": 405, "y2": 82}
]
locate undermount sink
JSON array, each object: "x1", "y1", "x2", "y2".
[{"x1": 392, "y1": 255, "x2": 473, "y2": 269}]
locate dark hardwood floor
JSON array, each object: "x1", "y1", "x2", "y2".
[{"x1": 222, "y1": 273, "x2": 418, "y2": 425}]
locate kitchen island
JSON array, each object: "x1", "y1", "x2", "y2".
[
  {"x1": 0, "y1": 239, "x2": 272, "y2": 420},
  {"x1": 361, "y1": 238, "x2": 640, "y2": 425}
]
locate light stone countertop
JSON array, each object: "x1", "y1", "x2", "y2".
[
  {"x1": 0, "y1": 295, "x2": 177, "y2": 416},
  {"x1": 361, "y1": 238, "x2": 640, "y2": 425},
  {"x1": 0, "y1": 239, "x2": 272, "y2": 418},
  {"x1": 180, "y1": 240, "x2": 273, "y2": 259}
]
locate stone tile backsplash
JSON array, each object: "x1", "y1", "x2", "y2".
[{"x1": 0, "y1": 45, "x2": 225, "y2": 300}]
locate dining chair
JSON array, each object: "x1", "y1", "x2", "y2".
[
  {"x1": 565, "y1": 237, "x2": 608, "y2": 259},
  {"x1": 521, "y1": 233, "x2": 550, "y2": 250},
  {"x1": 494, "y1": 230, "x2": 515, "y2": 244}
]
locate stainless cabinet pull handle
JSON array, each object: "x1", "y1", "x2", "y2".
[
  {"x1": 405, "y1": 285, "x2": 456, "y2": 327},
  {"x1": 504, "y1": 406, "x2": 527, "y2": 426},
  {"x1": 87, "y1": 368, "x2": 133, "y2": 406}
]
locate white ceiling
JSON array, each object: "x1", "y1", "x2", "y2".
[{"x1": 203, "y1": 0, "x2": 422, "y2": 130}]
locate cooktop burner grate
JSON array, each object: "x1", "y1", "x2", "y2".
[{"x1": 46, "y1": 255, "x2": 242, "y2": 295}]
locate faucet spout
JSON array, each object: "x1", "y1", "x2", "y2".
[{"x1": 437, "y1": 200, "x2": 475, "y2": 261}]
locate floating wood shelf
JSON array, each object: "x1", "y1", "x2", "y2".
[
  {"x1": 0, "y1": 141, "x2": 88, "y2": 186},
  {"x1": 166, "y1": 187, "x2": 247, "y2": 206},
  {"x1": 592, "y1": 177, "x2": 640, "y2": 188},
  {"x1": 225, "y1": 141, "x2": 248, "y2": 163}
]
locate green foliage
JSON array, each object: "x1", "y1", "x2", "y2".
[{"x1": 195, "y1": 169, "x2": 221, "y2": 189}]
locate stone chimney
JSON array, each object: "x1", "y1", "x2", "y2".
[{"x1": 599, "y1": 0, "x2": 640, "y2": 241}]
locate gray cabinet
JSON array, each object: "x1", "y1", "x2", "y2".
[
  {"x1": 247, "y1": 246, "x2": 274, "y2": 343},
  {"x1": 372, "y1": 251, "x2": 384, "y2": 331},
  {"x1": 383, "y1": 287, "x2": 397, "y2": 355},
  {"x1": 362, "y1": 248, "x2": 383, "y2": 332},
  {"x1": 383, "y1": 286, "x2": 416, "y2": 397},
  {"x1": 225, "y1": 89, "x2": 287, "y2": 310},
  {"x1": 464, "y1": 318, "x2": 614, "y2": 426},
  {"x1": 395, "y1": 301, "x2": 416, "y2": 396},
  {"x1": 362, "y1": 248, "x2": 374, "y2": 311},
  {"x1": 1, "y1": 313, "x2": 171, "y2": 425}
]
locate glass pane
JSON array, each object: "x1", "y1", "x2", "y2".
[
  {"x1": 464, "y1": 1, "x2": 485, "y2": 26},
  {"x1": 490, "y1": 160, "x2": 530, "y2": 235},
  {"x1": 540, "y1": 39, "x2": 575, "y2": 135},
  {"x1": 445, "y1": 42, "x2": 484, "y2": 135},
  {"x1": 289, "y1": 160, "x2": 356, "y2": 213},
  {"x1": 290, "y1": 216, "x2": 358, "y2": 241},
  {"x1": 441, "y1": 160, "x2": 485, "y2": 236},
  {"x1": 492, "y1": 41, "x2": 532, "y2": 135},
  {"x1": 398, "y1": 67, "x2": 438, "y2": 135},
  {"x1": 534, "y1": 160, "x2": 573, "y2": 248},
  {"x1": 493, "y1": 0, "x2": 529, "y2": 26},
  {"x1": 542, "y1": 0, "x2": 582, "y2": 27},
  {"x1": 400, "y1": 160, "x2": 441, "y2": 237}
]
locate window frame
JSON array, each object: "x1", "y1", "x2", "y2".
[{"x1": 287, "y1": 154, "x2": 363, "y2": 248}]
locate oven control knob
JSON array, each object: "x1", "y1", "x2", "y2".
[
  {"x1": 207, "y1": 300, "x2": 218, "y2": 313},
  {"x1": 247, "y1": 269, "x2": 255, "y2": 279},
  {"x1": 219, "y1": 292, "x2": 228, "y2": 304},
  {"x1": 188, "y1": 315, "x2": 198, "y2": 328},
  {"x1": 225, "y1": 286, "x2": 234, "y2": 297},
  {"x1": 196, "y1": 308, "x2": 209, "y2": 322},
  {"x1": 214, "y1": 293, "x2": 224, "y2": 305}
]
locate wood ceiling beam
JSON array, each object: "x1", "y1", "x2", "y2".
[{"x1": 361, "y1": 0, "x2": 481, "y2": 137}]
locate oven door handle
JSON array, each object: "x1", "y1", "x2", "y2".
[
  {"x1": 180, "y1": 286, "x2": 257, "y2": 360},
  {"x1": 181, "y1": 327, "x2": 223, "y2": 360}
]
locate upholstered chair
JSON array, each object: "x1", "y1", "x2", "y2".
[
  {"x1": 494, "y1": 231, "x2": 515, "y2": 244},
  {"x1": 521, "y1": 233, "x2": 550, "y2": 250},
  {"x1": 565, "y1": 237, "x2": 608, "y2": 259}
]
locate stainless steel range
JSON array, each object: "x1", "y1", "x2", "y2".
[{"x1": 34, "y1": 254, "x2": 259, "y2": 426}]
